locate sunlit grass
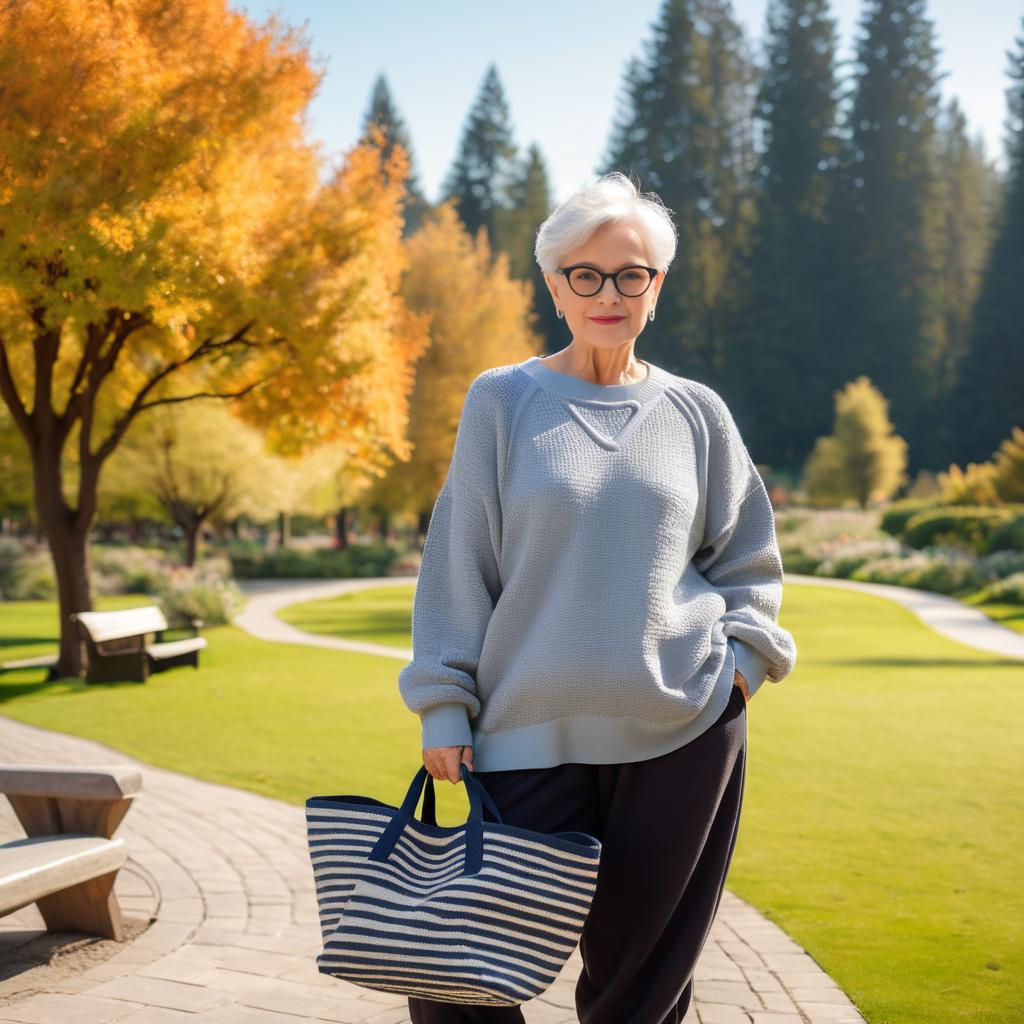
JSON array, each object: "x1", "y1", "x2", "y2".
[{"x1": 1, "y1": 582, "x2": 1020, "y2": 1023}]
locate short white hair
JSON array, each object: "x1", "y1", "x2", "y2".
[{"x1": 534, "y1": 171, "x2": 678, "y2": 275}]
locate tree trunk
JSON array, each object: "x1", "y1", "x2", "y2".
[
  {"x1": 184, "y1": 521, "x2": 201, "y2": 567},
  {"x1": 31, "y1": 441, "x2": 94, "y2": 680},
  {"x1": 335, "y1": 506, "x2": 351, "y2": 549},
  {"x1": 277, "y1": 510, "x2": 290, "y2": 549}
]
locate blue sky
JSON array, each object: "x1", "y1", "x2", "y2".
[{"x1": 233, "y1": 1, "x2": 1021, "y2": 204}]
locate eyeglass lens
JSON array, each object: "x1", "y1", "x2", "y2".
[{"x1": 568, "y1": 267, "x2": 651, "y2": 297}]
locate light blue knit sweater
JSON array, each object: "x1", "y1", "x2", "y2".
[{"x1": 398, "y1": 354, "x2": 798, "y2": 772}]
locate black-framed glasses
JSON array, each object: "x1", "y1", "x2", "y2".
[{"x1": 558, "y1": 263, "x2": 659, "y2": 298}]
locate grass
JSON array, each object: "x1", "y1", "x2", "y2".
[
  {"x1": 967, "y1": 597, "x2": 1024, "y2": 635},
  {"x1": 1, "y1": 583, "x2": 1022, "y2": 1024}
]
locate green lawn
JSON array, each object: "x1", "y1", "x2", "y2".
[{"x1": 1, "y1": 583, "x2": 1021, "y2": 1024}]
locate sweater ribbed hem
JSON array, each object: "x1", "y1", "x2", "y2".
[{"x1": 468, "y1": 640, "x2": 737, "y2": 772}]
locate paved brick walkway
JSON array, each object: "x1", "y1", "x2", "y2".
[{"x1": 0, "y1": 574, "x2": 873, "y2": 1023}]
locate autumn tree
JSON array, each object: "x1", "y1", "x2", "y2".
[
  {"x1": 803, "y1": 376, "x2": 908, "y2": 508},
  {"x1": 0, "y1": 0, "x2": 429, "y2": 676},
  {"x1": 100, "y1": 399, "x2": 287, "y2": 566},
  {"x1": 368, "y1": 202, "x2": 540, "y2": 538}
]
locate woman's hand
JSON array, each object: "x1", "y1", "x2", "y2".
[
  {"x1": 733, "y1": 668, "x2": 750, "y2": 704},
  {"x1": 423, "y1": 744, "x2": 475, "y2": 784}
]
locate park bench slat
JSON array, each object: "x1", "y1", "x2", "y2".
[
  {"x1": 0, "y1": 653, "x2": 60, "y2": 671},
  {"x1": 0, "y1": 834, "x2": 127, "y2": 916},
  {"x1": 71, "y1": 606, "x2": 169, "y2": 643},
  {"x1": 0, "y1": 765, "x2": 143, "y2": 800},
  {"x1": 144, "y1": 636, "x2": 207, "y2": 660}
]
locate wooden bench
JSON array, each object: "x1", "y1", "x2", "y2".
[
  {"x1": 0, "y1": 765, "x2": 143, "y2": 940},
  {"x1": 69, "y1": 605, "x2": 206, "y2": 683}
]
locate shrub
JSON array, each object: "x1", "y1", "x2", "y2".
[
  {"x1": 976, "y1": 550, "x2": 1024, "y2": 581},
  {"x1": 850, "y1": 552, "x2": 932, "y2": 586},
  {"x1": 91, "y1": 545, "x2": 169, "y2": 596},
  {"x1": 879, "y1": 499, "x2": 940, "y2": 538},
  {"x1": 985, "y1": 513, "x2": 1024, "y2": 554},
  {"x1": 153, "y1": 557, "x2": 244, "y2": 628},
  {"x1": 902, "y1": 506, "x2": 1015, "y2": 554},
  {"x1": 901, "y1": 549, "x2": 986, "y2": 594},
  {"x1": 981, "y1": 571, "x2": 1024, "y2": 604},
  {"x1": 813, "y1": 537, "x2": 905, "y2": 578},
  {"x1": 0, "y1": 536, "x2": 25, "y2": 598},
  {"x1": 4, "y1": 547, "x2": 57, "y2": 600},
  {"x1": 229, "y1": 542, "x2": 401, "y2": 580}
]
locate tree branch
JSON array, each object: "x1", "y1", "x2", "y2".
[{"x1": 0, "y1": 335, "x2": 32, "y2": 442}]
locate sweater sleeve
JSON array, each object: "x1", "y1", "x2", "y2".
[
  {"x1": 692, "y1": 391, "x2": 797, "y2": 701},
  {"x1": 398, "y1": 375, "x2": 504, "y2": 750}
]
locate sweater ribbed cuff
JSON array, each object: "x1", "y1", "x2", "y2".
[
  {"x1": 420, "y1": 702, "x2": 474, "y2": 750},
  {"x1": 729, "y1": 637, "x2": 773, "y2": 701}
]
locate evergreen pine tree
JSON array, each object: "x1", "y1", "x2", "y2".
[
  {"x1": 494, "y1": 144, "x2": 560, "y2": 350},
  {"x1": 439, "y1": 63, "x2": 520, "y2": 245},
  {"x1": 829, "y1": 0, "x2": 944, "y2": 465},
  {"x1": 946, "y1": 20, "x2": 1024, "y2": 464},
  {"x1": 358, "y1": 74, "x2": 432, "y2": 237},
  {"x1": 733, "y1": 0, "x2": 842, "y2": 472},
  {"x1": 597, "y1": 0, "x2": 756, "y2": 387}
]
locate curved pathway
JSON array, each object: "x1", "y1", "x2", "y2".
[{"x1": 14, "y1": 566, "x2": 1012, "y2": 1022}]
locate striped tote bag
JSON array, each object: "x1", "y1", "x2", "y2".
[{"x1": 305, "y1": 762, "x2": 602, "y2": 1007}]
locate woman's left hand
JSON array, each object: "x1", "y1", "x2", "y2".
[{"x1": 733, "y1": 668, "x2": 750, "y2": 704}]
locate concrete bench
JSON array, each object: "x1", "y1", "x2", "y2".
[
  {"x1": 70, "y1": 605, "x2": 207, "y2": 683},
  {"x1": 0, "y1": 765, "x2": 143, "y2": 940}
]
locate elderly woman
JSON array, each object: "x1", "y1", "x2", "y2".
[{"x1": 400, "y1": 171, "x2": 797, "y2": 1024}]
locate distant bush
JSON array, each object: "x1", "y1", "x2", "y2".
[
  {"x1": 976, "y1": 549, "x2": 1024, "y2": 581},
  {"x1": 901, "y1": 506, "x2": 1015, "y2": 554},
  {"x1": 813, "y1": 537, "x2": 905, "y2": 578},
  {"x1": 850, "y1": 551, "x2": 932, "y2": 586},
  {"x1": 228, "y1": 542, "x2": 401, "y2": 580},
  {"x1": 153, "y1": 557, "x2": 244, "y2": 628},
  {"x1": 3, "y1": 546, "x2": 57, "y2": 600},
  {"x1": 980, "y1": 571, "x2": 1024, "y2": 604},
  {"x1": 986, "y1": 513, "x2": 1024, "y2": 554},
  {"x1": 91, "y1": 545, "x2": 169, "y2": 596},
  {"x1": 0, "y1": 536, "x2": 25, "y2": 598},
  {"x1": 850, "y1": 548, "x2": 985, "y2": 595},
  {"x1": 901, "y1": 549, "x2": 987, "y2": 594},
  {"x1": 879, "y1": 499, "x2": 941, "y2": 538}
]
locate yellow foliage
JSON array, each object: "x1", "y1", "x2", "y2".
[
  {"x1": 372, "y1": 201, "x2": 542, "y2": 514},
  {"x1": 803, "y1": 375, "x2": 908, "y2": 508},
  {"x1": 0, "y1": 0, "x2": 429, "y2": 495},
  {"x1": 937, "y1": 461, "x2": 1002, "y2": 505},
  {"x1": 991, "y1": 425, "x2": 1024, "y2": 502}
]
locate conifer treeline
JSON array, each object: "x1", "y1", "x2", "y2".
[{"x1": 359, "y1": 0, "x2": 1022, "y2": 478}]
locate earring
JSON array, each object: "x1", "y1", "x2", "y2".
[
  {"x1": 556, "y1": 309, "x2": 564, "y2": 319},
  {"x1": 648, "y1": 307, "x2": 656, "y2": 322}
]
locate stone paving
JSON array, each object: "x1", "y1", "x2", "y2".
[
  {"x1": 5, "y1": 570, "x2": 971, "y2": 1023},
  {"x1": 0, "y1": 716, "x2": 865, "y2": 1023}
]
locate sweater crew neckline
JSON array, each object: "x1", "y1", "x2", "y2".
[{"x1": 518, "y1": 354, "x2": 670, "y2": 403}]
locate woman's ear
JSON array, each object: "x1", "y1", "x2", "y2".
[{"x1": 542, "y1": 272, "x2": 561, "y2": 308}]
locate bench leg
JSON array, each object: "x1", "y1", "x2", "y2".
[
  {"x1": 35, "y1": 869, "x2": 125, "y2": 941},
  {"x1": 7, "y1": 794, "x2": 135, "y2": 841}
]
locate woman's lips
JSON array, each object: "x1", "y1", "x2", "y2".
[{"x1": 590, "y1": 316, "x2": 625, "y2": 323}]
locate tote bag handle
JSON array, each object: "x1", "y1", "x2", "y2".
[{"x1": 368, "y1": 765, "x2": 504, "y2": 876}]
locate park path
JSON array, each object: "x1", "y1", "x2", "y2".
[{"x1": 16, "y1": 564, "x2": 1018, "y2": 1023}]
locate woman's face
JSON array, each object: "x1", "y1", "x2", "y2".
[{"x1": 544, "y1": 220, "x2": 665, "y2": 348}]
